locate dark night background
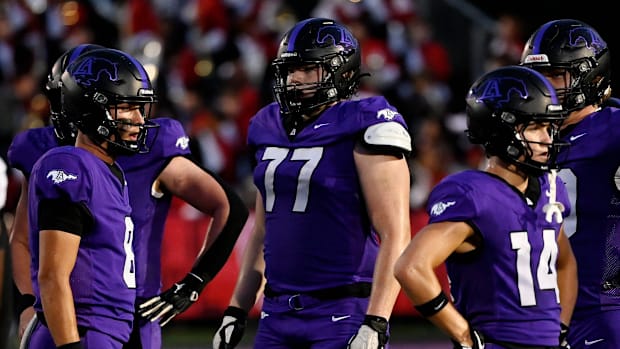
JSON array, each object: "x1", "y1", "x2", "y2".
[{"x1": 468, "y1": 0, "x2": 617, "y2": 93}]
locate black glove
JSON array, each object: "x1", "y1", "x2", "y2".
[
  {"x1": 212, "y1": 306, "x2": 248, "y2": 349},
  {"x1": 559, "y1": 323, "x2": 571, "y2": 349},
  {"x1": 452, "y1": 329, "x2": 484, "y2": 349},
  {"x1": 138, "y1": 272, "x2": 206, "y2": 327},
  {"x1": 347, "y1": 315, "x2": 389, "y2": 349}
]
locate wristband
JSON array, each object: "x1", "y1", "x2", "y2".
[
  {"x1": 17, "y1": 293, "x2": 36, "y2": 315},
  {"x1": 363, "y1": 314, "x2": 389, "y2": 332},
  {"x1": 224, "y1": 306, "x2": 248, "y2": 319},
  {"x1": 414, "y1": 291, "x2": 449, "y2": 317},
  {"x1": 57, "y1": 341, "x2": 84, "y2": 349}
]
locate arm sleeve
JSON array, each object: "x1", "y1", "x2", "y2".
[{"x1": 185, "y1": 155, "x2": 249, "y2": 282}]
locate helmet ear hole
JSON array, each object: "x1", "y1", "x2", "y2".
[
  {"x1": 97, "y1": 126, "x2": 110, "y2": 137},
  {"x1": 506, "y1": 145, "x2": 520, "y2": 157}
]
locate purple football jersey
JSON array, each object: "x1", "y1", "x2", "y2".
[
  {"x1": 29, "y1": 146, "x2": 135, "y2": 342},
  {"x1": 8, "y1": 126, "x2": 59, "y2": 177},
  {"x1": 9, "y1": 119, "x2": 191, "y2": 300},
  {"x1": 427, "y1": 170, "x2": 570, "y2": 346},
  {"x1": 249, "y1": 96, "x2": 408, "y2": 293},
  {"x1": 556, "y1": 107, "x2": 620, "y2": 316},
  {"x1": 117, "y1": 117, "x2": 191, "y2": 298}
]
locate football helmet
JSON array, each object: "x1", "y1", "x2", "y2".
[
  {"x1": 520, "y1": 19, "x2": 611, "y2": 112},
  {"x1": 61, "y1": 48, "x2": 158, "y2": 155},
  {"x1": 46, "y1": 43, "x2": 105, "y2": 144},
  {"x1": 272, "y1": 17, "x2": 362, "y2": 116},
  {"x1": 466, "y1": 66, "x2": 567, "y2": 175}
]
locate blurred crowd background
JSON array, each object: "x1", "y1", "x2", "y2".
[{"x1": 0, "y1": 0, "x2": 614, "y2": 322}]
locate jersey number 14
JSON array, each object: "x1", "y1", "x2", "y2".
[{"x1": 510, "y1": 229, "x2": 560, "y2": 306}]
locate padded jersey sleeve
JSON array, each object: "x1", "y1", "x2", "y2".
[
  {"x1": 7, "y1": 130, "x2": 29, "y2": 174},
  {"x1": 31, "y1": 150, "x2": 93, "y2": 206},
  {"x1": 8, "y1": 127, "x2": 58, "y2": 177},
  {"x1": 356, "y1": 96, "x2": 408, "y2": 128},
  {"x1": 355, "y1": 96, "x2": 411, "y2": 154},
  {"x1": 149, "y1": 118, "x2": 192, "y2": 160},
  {"x1": 426, "y1": 175, "x2": 479, "y2": 224}
]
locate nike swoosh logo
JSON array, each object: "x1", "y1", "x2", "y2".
[
  {"x1": 331, "y1": 315, "x2": 351, "y2": 322},
  {"x1": 585, "y1": 338, "x2": 605, "y2": 345},
  {"x1": 570, "y1": 133, "x2": 587, "y2": 141},
  {"x1": 433, "y1": 299, "x2": 447, "y2": 311},
  {"x1": 314, "y1": 123, "x2": 330, "y2": 129}
]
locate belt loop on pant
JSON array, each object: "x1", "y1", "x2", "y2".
[{"x1": 288, "y1": 294, "x2": 304, "y2": 310}]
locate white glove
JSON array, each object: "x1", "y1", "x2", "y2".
[
  {"x1": 347, "y1": 315, "x2": 389, "y2": 349},
  {"x1": 212, "y1": 306, "x2": 247, "y2": 349}
]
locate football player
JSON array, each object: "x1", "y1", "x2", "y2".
[
  {"x1": 9, "y1": 44, "x2": 104, "y2": 340},
  {"x1": 394, "y1": 65, "x2": 577, "y2": 348},
  {"x1": 213, "y1": 17, "x2": 412, "y2": 349},
  {"x1": 25, "y1": 47, "x2": 155, "y2": 348},
  {"x1": 10, "y1": 46, "x2": 248, "y2": 349},
  {"x1": 521, "y1": 19, "x2": 620, "y2": 349}
]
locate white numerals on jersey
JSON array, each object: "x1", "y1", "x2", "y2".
[
  {"x1": 123, "y1": 216, "x2": 136, "y2": 288},
  {"x1": 557, "y1": 169, "x2": 577, "y2": 237},
  {"x1": 510, "y1": 229, "x2": 559, "y2": 306},
  {"x1": 262, "y1": 146, "x2": 323, "y2": 212}
]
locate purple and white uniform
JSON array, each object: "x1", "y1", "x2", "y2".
[
  {"x1": 249, "y1": 96, "x2": 409, "y2": 348},
  {"x1": 427, "y1": 170, "x2": 570, "y2": 347},
  {"x1": 29, "y1": 146, "x2": 135, "y2": 347}
]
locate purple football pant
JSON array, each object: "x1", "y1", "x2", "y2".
[
  {"x1": 24, "y1": 317, "x2": 124, "y2": 349},
  {"x1": 254, "y1": 294, "x2": 384, "y2": 349},
  {"x1": 123, "y1": 315, "x2": 162, "y2": 349},
  {"x1": 568, "y1": 309, "x2": 620, "y2": 349}
]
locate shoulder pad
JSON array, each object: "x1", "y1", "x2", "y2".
[{"x1": 363, "y1": 122, "x2": 412, "y2": 152}]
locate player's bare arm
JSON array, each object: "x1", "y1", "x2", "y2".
[
  {"x1": 354, "y1": 148, "x2": 410, "y2": 320},
  {"x1": 38, "y1": 230, "x2": 81, "y2": 346}
]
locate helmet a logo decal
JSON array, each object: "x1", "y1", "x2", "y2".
[
  {"x1": 316, "y1": 25, "x2": 355, "y2": 48},
  {"x1": 477, "y1": 78, "x2": 528, "y2": 106},
  {"x1": 46, "y1": 170, "x2": 78, "y2": 184},
  {"x1": 430, "y1": 201, "x2": 456, "y2": 216},
  {"x1": 71, "y1": 57, "x2": 120, "y2": 87},
  {"x1": 568, "y1": 27, "x2": 606, "y2": 54}
]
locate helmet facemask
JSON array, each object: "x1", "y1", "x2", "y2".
[
  {"x1": 272, "y1": 18, "x2": 362, "y2": 118},
  {"x1": 509, "y1": 117, "x2": 564, "y2": 176},
  {"x1": 536, "y1": 57, "x2": 607, "y2": 112},
  {"x1": 520, "y1": 19, "x2": 612, "y2": 112},
  {"x1": 272, "y1": 51, "x2": 359, "y2": 117},
  {"x1": 84, "y1": 93, "x2": 158, "y2": 156}
]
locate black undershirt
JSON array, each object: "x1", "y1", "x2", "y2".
[{"x1": 37, "y1": 162, "x2": 123, "y2": 236}]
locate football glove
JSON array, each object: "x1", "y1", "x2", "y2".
[
  {"x1": 212, "y1": 306, "x2": 248, "y2": 349},
  {"x1": 559, "y1": 323, "x2": 571, "y2": 349},
  {"x1": 452, "y1": 329, "x2": 484, "y2": 349},
  {"x1": 138, "y1": 272, "x2": 206, "y2": 327},
  {"x1": 347, "y1": 315, "x2": 389, "y2": 349}
]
